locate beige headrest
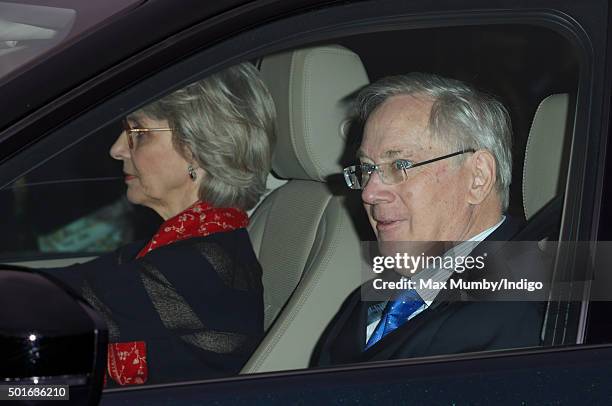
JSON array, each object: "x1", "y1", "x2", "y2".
[
  {"x1": 260, "y1": 45, "x2": 369, "y2": 181},
  {"x1": 523, "y1": 93, "x2": 570, "y2": 219}
]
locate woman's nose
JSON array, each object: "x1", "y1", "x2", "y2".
[{"x1": 110, "y1": 130, "x2": 129, "y2": 160}]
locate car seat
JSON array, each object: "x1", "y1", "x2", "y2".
[
  {"x1": 243, "y1": 45, "x2": 370, "y2": 373},
  {"x1": 522, "y1": 93, "x2": 570, "y2": 224}
]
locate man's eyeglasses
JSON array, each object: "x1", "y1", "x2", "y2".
[
  {"x1": 343, "y1": 149, "x2": 476, "y2": 190},
  {"x1": 121, "y1": 118, "x2": 172, "y2": 150}
]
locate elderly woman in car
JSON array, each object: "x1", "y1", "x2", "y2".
[{"x1": 44, "y1": 62, "x2": 275, "y2": 386}]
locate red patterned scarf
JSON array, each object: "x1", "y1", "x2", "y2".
[
  {"x1": 107, "y1": 201, "x2": 248, "y2": 386},
  {"x1": 136, "y1": 200, "x2": 249, "y2": 258}
]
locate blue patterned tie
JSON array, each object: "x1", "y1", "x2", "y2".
[{"x1": 365, "y1": 289, "x2": 425, "y2": 350}]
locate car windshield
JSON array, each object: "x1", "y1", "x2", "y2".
[{"x1": 0, "y1": 0, "x2": 143, "y2": 84}]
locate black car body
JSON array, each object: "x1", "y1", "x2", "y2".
[{"x1": 1, "y1": 0, "x2": 612, "y2": 404}]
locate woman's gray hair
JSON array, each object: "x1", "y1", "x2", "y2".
[
  {"x1": 356, "y1": 72, "x2": 513, "y2": 211},
  {"x1": 140, "y1": 62, "x2": 276, "y2": 210}
]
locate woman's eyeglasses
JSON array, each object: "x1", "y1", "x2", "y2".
[
  {"x1": 343, "y1": 149, "x2": 476, "y2": 190},
  {"x1": 121, "y1": 118, "x2": 172, "y2": 150}
]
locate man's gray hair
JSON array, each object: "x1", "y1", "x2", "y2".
[
  {"x1": 356, "y1": 72, "x2": 512, "y2": 211},
  {"x1": 140, "y1": 62, "x2": 276, "y2": 210}
]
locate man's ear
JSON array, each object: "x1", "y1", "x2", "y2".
[{"x1": 466, "y1": 150, "x2": 496, "y2": 205}]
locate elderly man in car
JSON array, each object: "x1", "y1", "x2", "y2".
[{"x1": 311, "y1": 72, "x2": 547, "y2": 366}]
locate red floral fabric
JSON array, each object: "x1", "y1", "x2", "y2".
[
  {"x1": 136, "y1": 201, "x2": 249, "y2": 259},
  {"x1": 107, "y1": 341, "x2": 147, "y2": 385},
  {"x1": 106, "y1": 201, "x2": 248, "y2": 386}
]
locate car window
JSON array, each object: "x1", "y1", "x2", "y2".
[
  {"x1": 245, "y1": 23, "x2": 582, "y2": 375},
  {"x1": 0, "y1": 123, "x2": 285, "y2": 262},
  {"x1": 1, "y1": 1, "x2": 599, "y2": 392},
  {"x1": 0, "y1": 122, "x2": 159, "y2": 261},
  {"x1": 2, "y1": 58, "x2": 282, "y2": 387}
]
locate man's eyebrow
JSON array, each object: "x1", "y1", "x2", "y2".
[
  {"x1": 356, "y1": 149, "x2": 410, "y2": 160},
  {"x1": 381, "y1": 150, "x2": 405, "y2": 159}
]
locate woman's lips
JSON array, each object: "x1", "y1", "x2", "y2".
[{"x1": 124, "y1": 174, "x2": 136, "y2": 182}]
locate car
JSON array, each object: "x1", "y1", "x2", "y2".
[{"x1": 1, "y1": 0, "x2": 611, "y2": 404}]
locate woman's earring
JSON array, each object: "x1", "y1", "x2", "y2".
[{"x1": 188, "y1": 165, "x2": 197, "y2": 181}]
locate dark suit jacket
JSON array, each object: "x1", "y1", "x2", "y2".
[
  {"x1": 41, "y1": 228, "x2": 263, "y2": 385},
  {"x1": 311, "y1": 217, "x2": 550, "y2": 367}
]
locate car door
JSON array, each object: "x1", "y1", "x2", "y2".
[{"x1": 1, "y1": 0, "x2": 610, "y2": 403}]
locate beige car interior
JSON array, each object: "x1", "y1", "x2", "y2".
[
  {"x1": 522, "y1": 93, "x2": 570, "y2": 220},
  {"x1": 243, "y1": 45, "x2": 370, "y2": 373}
]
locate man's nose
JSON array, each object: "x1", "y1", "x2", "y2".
[
  {"x1": 109, "y1": 131, "x2": 129, "y2": 161},
  {"x1": 361, "y1": 171, "x2": 395, "y2": 205}
]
